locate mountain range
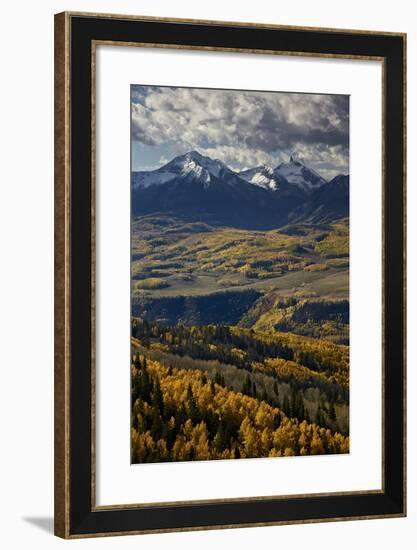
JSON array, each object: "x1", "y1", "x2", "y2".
[{"x1": 132, "y1": 151, "x2": 349, "y2": 229}]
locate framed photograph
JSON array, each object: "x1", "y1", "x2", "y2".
[{"x1": 54, "y1": 12, "x2": 406, "y2": 538}]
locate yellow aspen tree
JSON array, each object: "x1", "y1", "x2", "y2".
[
  {"x1": 135, "y1": 431, "x2": 155, "y2": 462},
  {"x1": 283, "y1": 447, "x2": 295, "y2": 457},
  {"x1": 261, "y1": 427, "x2": 273, "y2": 453},
  {"x1": 156, "y1": 439, "x2": 168, "y2": 461},
  {"x1": 268, "y1": 448, "x2": 282, "y2": 457},
  {"x1": 240, "y1": 417, "x2": 261, "y2": 458},
  {"x1": 172, "y1": 434, "x2": 188, "y2": 461},
  {"x1": 310, "y1": 432, "x2": 325, "y2": 455}
]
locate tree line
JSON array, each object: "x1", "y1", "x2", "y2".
[{"x1": 132, "y1": 318, "x2": 349, "y2": 401}]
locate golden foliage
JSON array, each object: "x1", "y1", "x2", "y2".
[{"x1": 131, "y1": 359, "x2": 349, "y2": 463}]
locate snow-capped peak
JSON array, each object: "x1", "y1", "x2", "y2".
[
  {"x1": 289, "y1": 151, "x2": 303, "y2": 163},
  {"x1": 162, "y1": 150, "x2": 230, "y2": 179},
  {"x1": 239, "y1": 165, "x2": 281, "y2": 191},
  {"x1": 132, "y1": 150, "x2": 328, "y2": 195},
  {"x1": 176, "y1": 156, "x2": 211, "y2": 186},
  {"x1": 185, "y1": 151, "x2": 230, "y2": 178},
  {"x1": 132, "y1": 150, "x2": 230, "y2": 190},
  {"x1": 274, "y1": 154, "x2": 327, "y2": 193}
]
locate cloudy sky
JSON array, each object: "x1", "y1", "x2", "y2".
[{"x1": 131, "y1": 85, "x2": 349, "y2": 180}]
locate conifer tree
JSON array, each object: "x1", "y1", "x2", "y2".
[
  {"x1": 214, "y1": 370, "x2": 222, "y2": 386},
  {"x1": 150, "y1": 409, "x2": 163, "y2": 441},
  {"x1": 213, "y1": 421, "x2": 226, "y2": 452},
  {"x1": 242, "y1": 373, "x2": 251, "y2": 396},
  {"x1": 187, "y1": 384, "x2": 200, "y2": 424},
  {"x1": 152, "y1": 377, "x2": 164, "y2": 414},
  {"x1": 283, "y1": 393, "x2": 290, "y2": 417},
  {"x1": 328, "y1": 401, "x2": 336, "y2": 422},
  {"x1": 315, "y1": 404, "x2": 324, "y2": 426},
  {"x1": 273, "y1": 412, "x2": 282, "y2": 430}
]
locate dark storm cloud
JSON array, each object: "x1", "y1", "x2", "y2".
[{"x1": 131, "y1": 86, "x2": 349, "y2": 175}]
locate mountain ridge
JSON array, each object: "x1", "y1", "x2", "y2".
[{"x1": 132, "y1": 151, "x2": 348, "y2": 229}]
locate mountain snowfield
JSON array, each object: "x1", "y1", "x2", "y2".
[
  {"x1": 132, "y1": 151, "x2": 349, "y2": 229},
  {"x1": 132, "y1": 151, "x2": 233, "y2": 190},
  {"x1": 274, "y1": 155, "x2": 328, "y2": 192},
  {"x1": 239, "y1": 165, "x2": 286, "y2": 191},
  {"x1": 133, "y1": 150, "x2": 331, "y2": 193}
]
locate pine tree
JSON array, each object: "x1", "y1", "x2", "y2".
[
  {"x1": 242, "y1": 373, "x2": 251, "y2": 395},
  {"x1": 187, "y1": 384, "x2": 200, "y2": 424},
  {"x1": 186, "y1": 383, "x2": 193, "y2": 401},
  {"x1": 298, "y1": 400, "x2": 306, "y2": 420},
  {"x1": 290, "y1": 387, "x2": 298, "y2": 418},
  {"x1": 164, "y1": 422, "x2": 176, "y2": 450},
  {"x1": 315, "y1": 404, "x2": 324, "y2": 426},
  {"x1": 138, "y1": 362, "x2": 152, "y2": 403},
  {"x1": 328, "y1": 401, "x2": 336, "y2": 422},
  {"x1": 204, "y1": 409, "x2": 219, "y2": 440},
  {"x1": 290, "y1": 389, "x2": 305, "y2": 421},
  {"x1": 213, "y1": 421, "x2": 227, "y2": 452},
  {"x1": 152, "y1": 377, "x2": 164, "y2": 414},
  {"x1": 273, "y1": 412, "x2": 282, "y2": 430},
  {"x1": 283, "y1": 393, "x2": 290, "y2": 417},
  {"x1": 214, "y1": 370, "x2": 223, "y2": 386},
  {"x1": 175, "y1": 404, "x2": 187, "y2": 431},
  {"x1": 150, "y1": 409, "x2": 163, "y2": 441}
]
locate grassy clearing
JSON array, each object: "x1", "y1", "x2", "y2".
[
  {"x1": 131, "y1": 215, "x2": 349, "y2": 300},
  {"x1": 135, "y1": 278, "x2": 170, "y2": 290}
]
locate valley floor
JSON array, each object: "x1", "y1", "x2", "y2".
[{"x1": 130, "y1": 216, "x2": 350, "y2": 463}]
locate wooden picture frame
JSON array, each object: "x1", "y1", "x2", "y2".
[{"x1": 54, "y1": 11, "x2": 406, "y2": 538}]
